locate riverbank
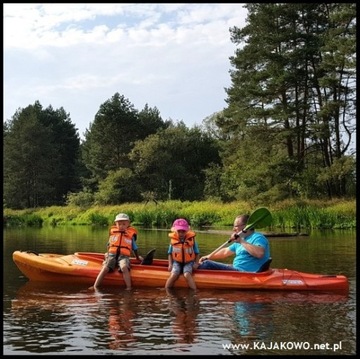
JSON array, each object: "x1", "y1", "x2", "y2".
[{"x1": 3, "y1": 198, "x2": 356, "y2": 230}]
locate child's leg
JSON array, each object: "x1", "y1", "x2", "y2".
[
  {"x1": 119, "y1": 257, "x2": 132, "y2": 290},
  {"x1": 89, "y1": 254, "x2": 115, "y2": 290},
  {"x1": 165, "y1": 261, "x2": 181, "y2": 288},
  {"x1": 165, "y1": 273, "x2": 180, "y2": 288},
  {"x1": 183, "y1": 262, "x2": 197, "y2": 290},
  {"x1": 91, "y1": 265, "x2": 110, "y2": 289},
  {"x1": 183, "y1": 272, "x2": 197, "y2": 290}
]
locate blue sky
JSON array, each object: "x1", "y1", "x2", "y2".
[{"x1": 4, "y1": 3, "x2": 248, "y2": 139}]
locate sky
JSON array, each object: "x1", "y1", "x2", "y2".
[{"x1": 4, "y1": 3, "x2": 248, "y2": 140}]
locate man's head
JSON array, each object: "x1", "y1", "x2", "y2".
[{"x1": 233, "y1": 215, "x2": 249, "y2": 231}]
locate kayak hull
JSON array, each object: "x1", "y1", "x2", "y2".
[{"x1": 12, "y1": 250, "x2": 349, "y2": 292}]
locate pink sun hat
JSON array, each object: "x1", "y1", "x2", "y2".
[{"x1": 172, "y1": 218, "x2": 190, "y2": 231}]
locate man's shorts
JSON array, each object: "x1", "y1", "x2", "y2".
[
  {"x1": 104, "y1": 254, "x2": 131, "y2": 273},
  {"x1": 171, "y1": 260, "x2": 195, "y2": 275}
]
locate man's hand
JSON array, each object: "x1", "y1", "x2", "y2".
[
  {"x1": 231, "y1": 231, "x2": 246, "y2": 243},
  {"x1": 199, "y1": 256, "x2": 209, "y2": 264},
  {"x1": 229, "y1": 233, "x2": 240, "y2": 243}
]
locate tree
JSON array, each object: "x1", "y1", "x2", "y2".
[
  {"x1": 81, "y1": 94, "x2": 169, "y2": 189},
  {"x1": 129, "y1": 122, "x2": 221, "y2": 201},
  {"x1": 138, "y1": 104, "x2": 170, "y2": 139},
  {"x1": 4, "y1": 101, "x2": 81, "y2": 208},
  {"x1": 219, "y1": 3, "x2": 356, "y2": 200},
  {"x1": 94, "y1": 168, "x2": 142, "y2": 205}
]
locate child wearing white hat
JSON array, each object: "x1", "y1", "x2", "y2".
[{"x1": 89, "y1": 213, "x2": 143, "y2": 290}]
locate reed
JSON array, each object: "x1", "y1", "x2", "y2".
[{"x1": 3, "y1": 199, "x2": 355, "y2": 230}]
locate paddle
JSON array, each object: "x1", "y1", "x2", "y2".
[
  {"x1": 141, "y1": 248, "x2": 156, "y2": 265},
  {"x1": 206, "y1": 207, "x2": 272, "y2": 258}
]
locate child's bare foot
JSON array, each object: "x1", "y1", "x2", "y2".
[
  {"x1": 88, "y1": 286, "x2": 100, "y2": 291},
  {"x1": 125, "y1": 287, "x2": 132, "y2": 291}
]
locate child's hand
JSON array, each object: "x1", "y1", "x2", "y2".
[
  {"x1": 137, "y1": 255, "x2": 144, "y2": 262},
  {"x1": 168, "y1": 264, "x2": 173, "y2": 272}
]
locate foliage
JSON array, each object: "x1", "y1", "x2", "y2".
[
  {"x1": 66, "y1": 190, "x2": 95, "y2": 208},
  {"x1": 3, "y1": 199, "x2": 355, "y2": 230},
  {"x1": 3, "y1": 101, "x2": 81, "y2": 209},
  {"x1": 129, "y1": 123, "x2": 221, "y2": 201},
  {"x1": 94, "y1": 168, "x2": 142, "y2": 205},
  {"x1": 81, "y1": 93, "x2": 169, "y2": 186},
  {"x1": 4, "y1": 213, "x2": 43, "y2": 227},
  {"x1": 3, "y1": 5, "x2": 356, "y2": 209},
  {"x1": 87, "y1": 213, "x2": 109, "y2": 226},
  {"x1": 220, "y1": 3, "x2": 356, "y2": 200}
]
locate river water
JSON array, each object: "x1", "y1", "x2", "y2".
[{"x1": 3, "y1": 226, "x2": 356, "y2": 355}]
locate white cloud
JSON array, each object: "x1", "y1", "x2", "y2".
[{"x1": 4, "y1": 3, "x2": 248, "y2": 138}]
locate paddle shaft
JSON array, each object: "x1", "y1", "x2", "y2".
[{"x1": 207, "y1": 229, "x2": 247, "y2": 257}]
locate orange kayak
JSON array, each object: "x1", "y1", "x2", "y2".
[{"x1": 12, "y1": 250, "x2": 349, "y2": 292}]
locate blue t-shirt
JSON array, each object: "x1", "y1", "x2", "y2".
[
  {"x1": 132, "y1": 237, "x2": 138, "y2": 251},
  {"x1": 228, "y1": 232, "x2": 270, "y2": 272}
]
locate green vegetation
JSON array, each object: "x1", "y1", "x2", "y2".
[
  {"x1": 3, "y1": 4, "x2": 356, "y2": 211},
  {"x1": 3, "y1": 199, "x2": 356, "y2": 230}
]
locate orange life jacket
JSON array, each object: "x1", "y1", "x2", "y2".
[
  {"x1": 107, "y1": 226, "x2": 137, "y2": 257},
  {"x1": 169, "y1": 231, "x2": 196, "y2": 263}
]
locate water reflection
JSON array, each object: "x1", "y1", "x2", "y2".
[
  {"x1": 9, "y1": 282, "x2": 95, "y2": 353},
  {"x1": 233, "y1": 299, "x2": 273, "y2": 340},
  {"x1": 108, "y1": 292, "x2": 135, "y2": 349},
  {"x1": 225, "y1": 291, "x2": 351, "y2": 355},
  {"x1": 7, "y1": 281, "x2": 352, "y2": 355},
  {"x1": 80, "y1": 289, "x2": 138, "y2": 350},
  {"x1": 4, "y1": 227, "x2": 356, "y2": 355},
  {"x1": 166, "y1": 288, "x2": 199, "y2": 345}
]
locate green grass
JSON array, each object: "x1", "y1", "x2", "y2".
[{"x1": 3, "y1": 199, "x2": 356, "y2": 230}]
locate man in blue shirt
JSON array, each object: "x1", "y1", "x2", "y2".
[{"x1": 198, "y1": 214, "x2": 270, "y2": 272}]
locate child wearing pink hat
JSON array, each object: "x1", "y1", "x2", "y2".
[{"x1": 165, "y1": 218, "x2": 200, "y2": 290}]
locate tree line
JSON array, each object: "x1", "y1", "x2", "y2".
[{"x1": 4, "y1": 3, "x2": 356, "y2": 209}]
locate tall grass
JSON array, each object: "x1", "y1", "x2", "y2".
[{"x1": 3, "y1": 199, "x2": 355, "y2": 230}]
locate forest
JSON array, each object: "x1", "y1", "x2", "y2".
[{"x1": 3, "y1": 4, "x2": 356, "y2": 210}]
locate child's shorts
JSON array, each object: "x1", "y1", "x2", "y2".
[
  {"x1": 172, "y1": 260, "x2": 195, "y2": 275},
  {"x1": 104, "y1": 254, "x2": 131, "y2": 273}
]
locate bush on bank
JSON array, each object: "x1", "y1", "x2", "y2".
[{"x1": 3, "y1": 199, "x2": 356, "y2": 230}]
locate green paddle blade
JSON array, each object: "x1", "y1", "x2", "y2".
[{"x1": 244, "y1": 207, "x2": 272, "y2": 230}]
